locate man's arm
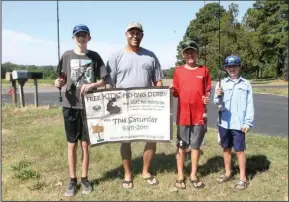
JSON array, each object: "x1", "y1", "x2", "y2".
[
  {"x1": 105, "y1": 54, "x2": 118, "y2": 89},
  {"x1": 153, "y1": 80, "x2": 163, "y2": 87},
  {"x1": 152, "y1": 54, "x2": 164, "y2": 86}
]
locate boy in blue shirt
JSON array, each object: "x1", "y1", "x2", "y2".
[{"x1": 213, "y1": 55, "x2": 254, "y2": 190}]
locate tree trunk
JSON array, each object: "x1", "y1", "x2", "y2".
[
  {"x1": 276, "y1": 48, "x2": 285, "y2": 79},
  {"x1": 258, "y1": 67, "x2": 262, "y2": 79},
  {"x1": 283, "y1": 48, "x2": 288, "y2": 81},
  {"x1": 276, "y1": 61, "x2": 279, "y2": 79}
]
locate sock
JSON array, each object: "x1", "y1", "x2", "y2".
[
  {"x1": 81, "y1": 177, "x2": 88, "y2": 182},
  {"x1": 70, "y1": 178, "x2": 77, "y2": 183}
]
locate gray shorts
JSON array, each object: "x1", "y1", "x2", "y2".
[{"x1": 177, "y1": 125, "x2": 205, "y2": 149}]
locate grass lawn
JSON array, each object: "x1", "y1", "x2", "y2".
[
  {"x1": 2, "y1": 105, "x2": 288, "y2": 201},
  {"x1": 1, "y1": 79, "x2": 55, "y2": 87},
  {"x1": 250, "y1": 79, "x2": 288, "y2": 86},
  {"x1": 254, "y1": 88, "x2": 288, "y2": 96}
]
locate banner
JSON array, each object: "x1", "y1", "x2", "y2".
[{"x1": 83, "y1": 87, "x2": 173, "y2": 146}]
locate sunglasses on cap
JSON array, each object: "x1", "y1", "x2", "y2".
[
  {"x1": 181, "y1": 41, "x2": 199, "y2": 53},
  {"x1": 75, "y1": 32, "x2": 89, "y2": 38}
]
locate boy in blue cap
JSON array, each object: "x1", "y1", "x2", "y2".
[
  {"x1": 55, "y1": 24, "x2": 108, "y2": 196},
  {"x1": 213, "y1": 55, "x2": 254, "y2": 190}
]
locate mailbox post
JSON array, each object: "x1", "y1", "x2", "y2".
[
  {"x1": 5, "y1": 72, "x2": 17, "y2": 105},
  {"x1": 29, "y1": 72, "x2": 43, "y2": 107},
  {"x1": 12, "y1": 70, "x2": 29, "y2": 107},
  {"x1": 34, "y1": 79, "x2": 38, "y2": 107}
]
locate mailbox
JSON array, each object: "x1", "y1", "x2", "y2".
[
  {"x1": 9, "y1": 70, "x2": 43, "y2": 108},
  {"x1": 29, "y1": 72, "x2": 43, "y2": 79},
  {"x1": 12, "y1": 70, "x2": 29, "y2": 80}
]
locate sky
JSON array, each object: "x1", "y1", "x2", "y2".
[{"x1": 2, "y1": 1, "x2": 254, "y2": 69}]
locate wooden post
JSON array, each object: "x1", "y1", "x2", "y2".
[
  {"x1": 18, "y1": 80, "x2": 26, "y2": 107},
  {"x1": 12, "y1": 80, "x2": 17, "y2": 106},
  {"x1": 34, "y1": 79, "x2": 39, "y2": 107},
  {"x1": 5, "y1": 72, "x2": 17, "y2": 106}
]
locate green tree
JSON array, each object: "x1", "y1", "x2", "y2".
[
  {"x1": 1, "y1": 62, "x2": 58, "y2": 80},
  {"x1": 176, "y1": 1, "x2": 288, "y2": 80},
  {"x1": 244, "y1": 0, "x2": 288, "y2": 79},
  {"x1": 163, "y1": 67, "x2": 175, "y2": 79},
  {"x1": 176, "y1": 3, "x2": 241, "y2": 80}
]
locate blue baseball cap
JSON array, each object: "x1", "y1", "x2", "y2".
[
  {"x1": 72, "y1": 24, "x2": 90, "y2": 36},
  {"x1": 224, "y1": 55, "x2": 241, "y2": 67}
]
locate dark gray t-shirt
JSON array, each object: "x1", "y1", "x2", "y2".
[
  {"x1": 56, "y1": 50, "x2": 107, "y2": 109},
  {"x1": 106, "y1": 47, "x2": 164, "y2": 88}
]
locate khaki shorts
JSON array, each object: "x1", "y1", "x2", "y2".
[{"x1": 177, "y1": 125, "x2": 205, "y2": 149}]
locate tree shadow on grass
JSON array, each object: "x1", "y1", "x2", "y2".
[
  {"x1": 91, "y1": 153, "x2": 270, "y2": 186},
  {"x1": 193, "y1": 154, "x2": 271, "y2": 180},
  {"x1": 236, "y1": 154, "x2": 271, "y2": 180},
  {"x1": 91, "y1": 152, "x2": 177, "y2": 186}
]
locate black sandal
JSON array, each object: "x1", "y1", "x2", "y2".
[{"x1": 174, "y1": 179, "x2": 186, "y2": 189}]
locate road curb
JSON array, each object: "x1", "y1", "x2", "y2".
[{"x1": 254, "y1": 92, "x2": 288, "y2": 97}]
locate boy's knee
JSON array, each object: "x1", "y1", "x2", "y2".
[
  {"x1": 81, "y1": 141, "x2": 89, "y2": 153},
  {"x1": 81, "y1": 141, "x2": 89, "y2": 149},
  {"x1": 68, "y1": 142, "x2": 77, "y2": 149},
  {"x1": 223, "y1": 147, "x2": 232, "y2": 152},
  {"x1": 177, "y1": 147, "x2": 186, "y2": 154}
]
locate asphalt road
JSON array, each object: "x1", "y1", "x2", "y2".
[{"x1": 2, "y1": 87, "x2": 288, "y2": 137}]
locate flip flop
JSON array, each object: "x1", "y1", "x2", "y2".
[
  {"x1": 234, "y1": 180, "x2": 248, "y2": 190},
  {"x1": 143, "y1": 175, "x2": 159, "y2": 185},
  {"x1": 189, "y1": 178, "x2": 205, "y2": 189},
  {"x1": 122, "y1": 180, "x2": 133, "y2": 189},
  {"x1": 174, "y1": 179, "x2": 186, "y2": 189},
  {"x1": 217, "y1": 173, "x2": 233, "y2": 183}
]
